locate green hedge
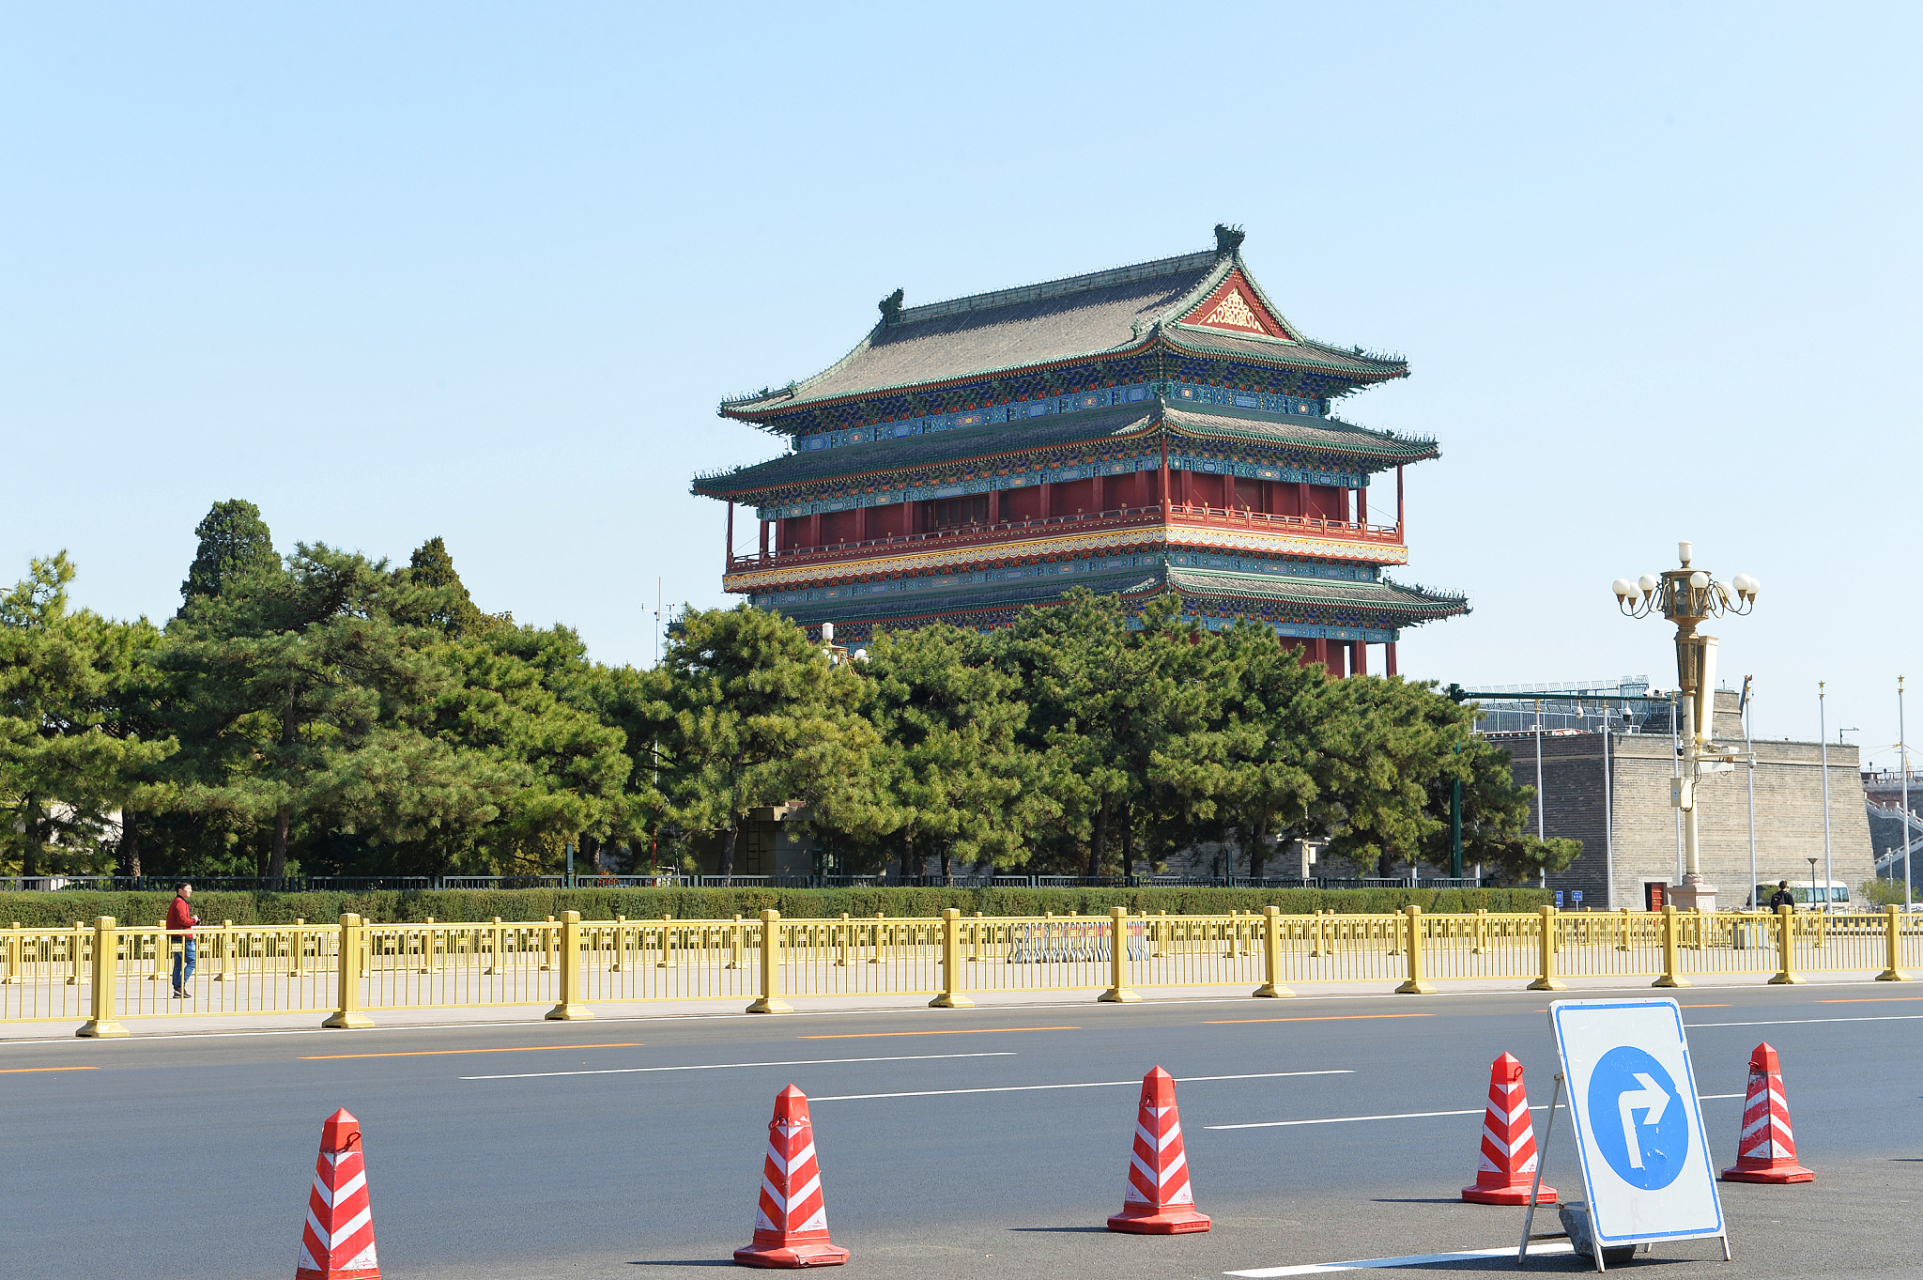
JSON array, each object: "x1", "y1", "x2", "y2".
[{"x1": 0, "y1": 886, "x2": 1552, "y2": 929}]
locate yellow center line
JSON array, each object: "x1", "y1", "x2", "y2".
[
  {"x1": 299, "y1": 1043, "x2": 642, "y2": 1061},
  {"x1": 800, "y1": 1026, "x2": 1079, "y2": 1040},
  {"x1": 1203, "y1": 1013, "x2": 1435, "y2": 1025},
  {"x1": 1818, "y1": 996, "x2": 1923, "y2": 1004},
  {"x1": 0, "y1": 1065, "x2": 98, "y2": 1074}
]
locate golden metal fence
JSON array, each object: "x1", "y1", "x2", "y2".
[{"x1": 4, "y1": 902, "x2": 1913, "y2": 1037}]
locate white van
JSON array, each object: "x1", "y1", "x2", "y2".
[{"x1": 1751, "y1": 880, "x2": 1850, "y2": 909}]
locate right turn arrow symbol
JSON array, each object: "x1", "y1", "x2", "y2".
[{"x1": 1616, "y1": 1073, "x2": 1670, "y2": 1169}]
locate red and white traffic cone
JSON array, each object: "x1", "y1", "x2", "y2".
[
  {"x1": 1107, "y1": 1066, "x2": 1211, "y2": 1234},
  {"x1": 1462, "y1": 1053, "x2": 1556, "y2": 1205},
  {"x1": 734, "y1": 1085, "x2": 849, "y2": 1268},
  {"x1": 1721, "y1": 1041, "x2": 1814, "y2": 1183},
  {"x1": 296, "y1": 1108, "x2": 381, "y2": 1280}
]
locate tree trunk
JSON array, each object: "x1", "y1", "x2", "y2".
[
  {"x1": 22, "y1": 795, "x2": 38, "y2": 877},
  {"x1": 1248, "y1": 823, "x2": 1266, "y2": 880},
  {"x1": 1088, "y1": 801, "x2": 1107, "y2": 879},
  {"x1": 899, "y1": 835, "x2": 915, "y2": 885},
  {"x1": 269, "y1": 681, "x2": 295, "y2": 883},
  {"x1": 121, "y1": 808, "x2": 142, "y2": 880},
  {"x1": 719, "y1": 823, "x2": 737, "y2": 883},
  {"x1": 939, "y1": 842, "x2": 952, "y2": 886},
  {"x1": 1120, "y1": 804, "x2": 1134, "y2": 877},
  {"x1": 269, "y1": 804, "x2": 290, "y2": 882}
]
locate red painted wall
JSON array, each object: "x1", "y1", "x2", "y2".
[
  {"x1": 821, "y1": 509, "x2": 859, "y2": 545},
  {"x1": 1003, "y1": 485, "x2": 1043, "y2": 522},
  {"x1": 1053, "y1": 478, "x2": 1096, "y2": 514}
]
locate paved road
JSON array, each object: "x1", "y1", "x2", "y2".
[{"x1": 2, "y1": 984, "x2": 1918, "y2": 1279}]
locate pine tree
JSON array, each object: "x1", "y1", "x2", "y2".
[
  {"x1": 180, "y1": 499, "x2": 279, "y2": 607},
  {"x1": 0, "y1": 553, "x2": 176, "y2": 876}
]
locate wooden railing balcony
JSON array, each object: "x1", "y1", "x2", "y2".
[{"x1": 727, "y1": 502, "x2": 1403, "y2": 575}]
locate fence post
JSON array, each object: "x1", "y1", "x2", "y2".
[
  {"x1": 611, "y1": 914, "x2": 626, "y2": 972},
  {"x1": 1395, "y1": 904, "x2": 1436, "y2": 994},
  {"x1": 1098, "y1": 905, "x2": 1141, "y2": 1003},
  {"x1": 1653, "y1": 903, "x2": 1689, "y2": 988},
  {"x1": 545, "y1": 911, "x2": 593, "y2": 1021},
  {"x1": 1472, "y1": 908, "x2": 1487, "y2": 955},
  {"x1": 1527, "y1": 904, "x2": 1567, "y2": 992},
  {"x1": 729, "y1": 914, "x2": 744, "y2": 970},
  {"x1": 323, "y1": 914, "x2": 374, "y2": 1029},
  {"x1": 747, "y1": 909, "x2": 791, "y2": 1014},
  {"x1": 930, "y1": 908, "x2": 974, "y2": 1008},
  {"x1": 215, "y1": 920, "x2": 233, "y2": 982},
  {"x1": 1616, "y1": 907, "x2": 1632, "y2": 951},
  {"x1": 1253, "y1": 904, "x2": 1293, "y2": 998},
  {"x1": 1768, "y1": 903, "x2": 1801, "y2": 985},
  {"x1": 1878, "y1": 903, "x2": 1909, "y2": 982},
  {"x1": 0, "y1": 921, "x2": 15, "y2": 984},
  {"x1": 70, "y1": 920, "x2": 84, "y2": 986},
  {"x1": 76, "y1": 917, "x2": 128, "y2": 1038},
  {"x1": 291, "y1": 918, "x2": 306, "y2": 977}
]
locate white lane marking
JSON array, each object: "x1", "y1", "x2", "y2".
[
  {"x1": 1211, "y1": 1094, "x2": 1744, "y2": 1131},
  {"x1": 1211, "y1": 1108, "x2": 1482, "y2": 1130},
  {"x1": 459, "y1": 1051, "x2": 1017, "y2": 1080},
  {"x1": 810, "y1": 1069, "x2": 1352, "y2": 1103},
  {"x1": 1227, "y1": 1242, "x2": 1574, "y2": 1276},
  {"x1": 1689, "y1": 1015, "x2": 1923, "y2": 1028}
]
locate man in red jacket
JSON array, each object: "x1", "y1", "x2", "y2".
[{"x1": 166, "y1": 883, "x2": 199, "y2": 998}]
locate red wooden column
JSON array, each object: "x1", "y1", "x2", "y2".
[
  {"x1": 1092, "y1": 473, "x2": 1104, "y2": 514},
  {"x1": 989, "y1": 487, "x2": 1001, "y2": 525},
  {"x1": 1396, "y1": 465, "x2": 1405, "y2": 535},
  {"x1": 725, "y1": 501, "x2": 734, "y2": 570},
  {"x1": 1325, "y1": 640, "x2": 1346, "y2": 678},
  {"x1": 808, "y1": 511, "x2": 822, "y2": 548},
  {"x1": 1352, "y1": 640, "x2": 1367, "y2": 675},
  {"x1": 758, "y1": 519, "x2": 769, "y2": 563},
  {"x1": 1296, "y1": 481, "x2": 1310, "y2": 520},
  {"x1": 1159, "y1": 439, "x2": 1170, "y2": 512},
  {"x1": 1040, "y1": 480, "x2": 1052, "y2": 519},
  {"x1": 1357, "y1": 485, "x2": 1368, "y2": 526},
  {"x1": 855, "y1": 503, "x2": 867, "y2": 543},
  {"x1": 1386, "y1": 642, "x2": 1399, "y2": 677}
]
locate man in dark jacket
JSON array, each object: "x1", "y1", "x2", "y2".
[
  {"x1": 166, "y1": 883, "x2": 199, "y2": 998},
  {"x1": 1767, "y1": 880, "x2": 1796, "y2": 912}
]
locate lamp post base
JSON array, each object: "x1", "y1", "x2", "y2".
[{"x1": 1670, "y1": 876, "x2": 1719, "y2": 914}]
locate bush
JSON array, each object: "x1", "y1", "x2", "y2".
[{"x1": 0, "y1": 886, "x2": 1553, "y2": 929}]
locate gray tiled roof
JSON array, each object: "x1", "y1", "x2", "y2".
[
  {"x1": 1161, "y1": 407, "x2": 1434, "y2": 462},
  {"x1": 1164, "y1": 567, "x2": 1468, "y2": 616},
  {"x1": 692, "y1": 400, "x2": 1432, "y2": 501},
  {"x1": 761, "y1": 561, "x2": 1466, "y2": 627},
  {"x1": 721, "y1": 242, "x2": 1407, "y2": 420}
]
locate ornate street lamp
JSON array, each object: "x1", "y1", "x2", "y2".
[{"x1": 1612, "y1": 540, "x2": 1759, "y2": 912}]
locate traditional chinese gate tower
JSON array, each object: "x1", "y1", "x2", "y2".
[{"x1": 693, "y1": 226, "x2": 1466, "y2": 672}]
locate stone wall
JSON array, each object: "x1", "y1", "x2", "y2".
[{"x1": 1489, "y1": 691, "x2": 1875, "y2": 908}]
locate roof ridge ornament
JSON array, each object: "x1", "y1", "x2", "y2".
[
  {"x1": 878, "y1": 288, "x2": 905, "y2": 324},
  {"x1": 1214, "y1": 223, "x2": 1246, "y2": 255}
]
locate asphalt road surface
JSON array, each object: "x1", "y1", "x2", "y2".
[{"x1": 2, "y1": 985, "x2": 1918, "y2": 1279}]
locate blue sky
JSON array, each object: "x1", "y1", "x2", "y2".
[{"x1": 4, "y1": 3, "x2": 1918, "y2": 755}]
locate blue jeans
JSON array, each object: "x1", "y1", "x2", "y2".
[{"x1": 172, "y1": 939, "x2": 196, "y2": 992}]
